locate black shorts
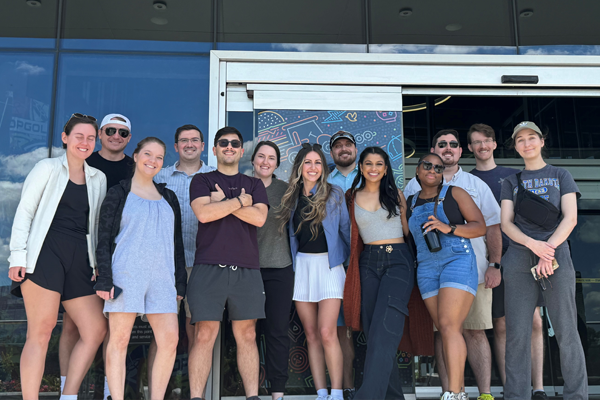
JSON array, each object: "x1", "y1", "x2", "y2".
[
  {"x1": 11, "y1": 230, "x2": 95, "y2": 301},
  {"x1": 492, "y1": 268, "x2": 545, "y2": 319},
  {"x1": 187, "y1": 264, "x2": 266, "y2": 323}
]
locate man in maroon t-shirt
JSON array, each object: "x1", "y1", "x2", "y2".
[{"x1": 188, "y1": 126, "x2": 269, "y2": 400}]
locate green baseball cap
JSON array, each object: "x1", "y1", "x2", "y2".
[{"x1": 512, "y1": 121, "x2": 542, "y2": 139}]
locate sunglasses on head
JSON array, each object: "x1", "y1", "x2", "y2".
[
  {"x1": 104, "y1": 127, "x2": 130, "y2": 138},
  {"x1": 437, "y1": 140, "x2": 459, "y2": 149},
  {"x1": 418, "y1": 160, "x2": 445, "y2": 174},
  {"x1": 64, "y1": 113, "x2": 97, "y2": 130},
  {"x1": 301, "y1": 143, "x2": 322, "y2": 151},
  {"x1": 217, "y1": 139, "x2": 242, "y2": 148}
]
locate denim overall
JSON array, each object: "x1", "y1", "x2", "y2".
[{"x1": 408, "y1": 185, "x2": 478, "y2": 299}]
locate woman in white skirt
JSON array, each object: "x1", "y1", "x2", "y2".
[{"x1": 278, "y1": 143, "x2": 350, "y2": 400}]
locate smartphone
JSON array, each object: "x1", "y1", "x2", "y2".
[
  {"x1": 530, "y1": 259, "x2": 559, "y2": 280},
  {"x1": 112, "y1": 285, "x2": 123, "y2": 299}
]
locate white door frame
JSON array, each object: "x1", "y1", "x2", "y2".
[{"x1": 208, "y1": 50, "x2": 600, "y2": 399}]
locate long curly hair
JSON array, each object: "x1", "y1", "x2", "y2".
[
  {"x1": 350, "y1": 146, "x2": 401, "y2": 219},
  {"x1": 415, "y1": 152, "x2": 445, "y2": 217},
  {"x1": 277, "y1": 143, "x2": 338, "y2": 239}
]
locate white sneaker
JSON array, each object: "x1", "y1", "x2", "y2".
[
  {"x1": 459, "y1": 392, "x2": 469, "y2": 400},
  {"x1": 441, "y1": 393, "x2": 460, "y2": 400},
  {"x1": 316, "y1": 396, "x2": 328, "y2": 400}
]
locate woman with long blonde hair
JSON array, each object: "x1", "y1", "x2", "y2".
[{"x1": 278, "y1": 143, "x2": 350, "y2": 400}]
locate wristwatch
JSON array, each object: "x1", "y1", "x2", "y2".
[
  {"x1": 489, "y1": 262, "x2": 502, "y2": 270},
  {"x1": 449, "y1": 224, "x2": 457, "y2": 235}
]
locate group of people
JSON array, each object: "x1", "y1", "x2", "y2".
[{"x1": 7, "y1": 111, "x2": 587, "y2": 400}]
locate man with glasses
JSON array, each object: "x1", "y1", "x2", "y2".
[
  {"x1": 467, "y1": 124, "x2": 547, "y2": 400},
  {"x1": 404, "y1": 129, "x2": 502, "y2": 400},
  {"x1": 188, "y1": 126, "x2": 268, "y2": 400},
  {"x1": 86, "y1": 113, "x2": 134, "y2": 188},
  {"x1": 58, "y1": 113, "x2": 133, "y2": 400},
  {"x1": 327, "y1": 131, "x2": 358, "y2": 400},
  {"x1": 146, "y1": 124, "x2": 216, "y2": 396}
]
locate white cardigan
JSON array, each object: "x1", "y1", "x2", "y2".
[{"x1": 8, "y1": 153, "x2": 107, "y2": 275}]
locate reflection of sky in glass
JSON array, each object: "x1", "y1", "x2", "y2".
[
  {"x1": 521, "y1": 45, "x2": 600, "y2": 56},
  {"x1": 217, "y1": 42, "x2": 367, "y2": 53},
  {"x1": 570, "y1": 214, "x2": 600, "y2": 322},
  {"x1": 370, "y1": 44, "x2": 517, "y2": 55},
  {"x1": 53, "y1": 53, "x2": 210, "y2": 168},
  {"x1": 61, "y1": 39, "x2": 212, "y2": 53}
]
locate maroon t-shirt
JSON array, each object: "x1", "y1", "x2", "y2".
[{"x1": 190, "y1": 170, "x2": 269, "y2": 269}]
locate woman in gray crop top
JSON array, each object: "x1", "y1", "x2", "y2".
[{"x1": 344, "y1": 147, "x2": 415, "y2": 400}]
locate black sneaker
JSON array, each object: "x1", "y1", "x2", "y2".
[
  {"x1": 531, "y1": 391, "x2": 549, "y2": 400},
  {"x1": 343, "y1": 388, "x2": 356, "y2": 400}
]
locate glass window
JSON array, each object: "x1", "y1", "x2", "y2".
[
  {"x1": 370, "y1": 0, "x2": 517, "y2": 55},
  {"x1": 517, "y1": 0, "x2": 600, "y2": 55},
  {"x1": 217, "y1": 0, "x2": 366, "y2": 53},
  {"x1": 0, "y1": 52, "x2": 55, "y2": 390},
  {"x1": 53, "y1": 53, "x2": 210, "y2": 166},
  {"x1": 0, "y1": 0, "x2": 57, "y2": 49},
  {"x1": 61, "y1": 0, "x2": 212, "y2": 52}
]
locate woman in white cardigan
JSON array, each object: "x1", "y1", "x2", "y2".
[{"x1": 8, "y1": 114, "x2": 108, "y2": 400}]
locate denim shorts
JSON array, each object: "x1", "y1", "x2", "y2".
[{"x1": 416, "y1": 236, "x2": 478, "y2": 299}]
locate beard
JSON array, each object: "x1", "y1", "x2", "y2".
[{"x1": 333, "y1": 152, "x2": 356, "y2": 168}]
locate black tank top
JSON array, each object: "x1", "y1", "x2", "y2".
[
  {"x1": 406, "y1": 186, "x2": 466, "y2": 225},
  {"x1": 49, "y1": 180, "x2": 89, "y2": 237},
  {"x1": 293, "y1": 195, "x2": 328, "y2": 253}
]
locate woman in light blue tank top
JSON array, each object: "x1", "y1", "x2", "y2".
[{"x1": 344, "y1": 147, "x2": 414, "y2": 400}]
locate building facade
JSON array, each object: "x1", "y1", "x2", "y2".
[{"x1": 1, "y1": 1, "x2": 600, "y2": 398}]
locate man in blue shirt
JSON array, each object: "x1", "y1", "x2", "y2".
[
  {"x1": 327, "y1": 131, "x2": 358, "y2": 400},
  {"x1": 468, "y1": 123, "x2": 547, "y2": 400}
]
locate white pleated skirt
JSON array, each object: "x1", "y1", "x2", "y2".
[{"x1": 293, "y1": 252, "x2": 346, "y2": 302}]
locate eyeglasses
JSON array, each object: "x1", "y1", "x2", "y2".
[
  {"x1": 104, "y1": 127, "x2": 130, "y2": 138},
  {"x1": 217, "y1": 139, "x2": 242, "y2": 148},
  {"x1": 64, "y1": 113, "x2": 97, "y2": 130},
  {"x1": 418, "y1": 160, "x2": 445, "y2": 174},
  {"x1": 178, "y1": 138, "x2": 202, "y2": 144},
  {"x1": 437, "y1": 141, "x2": 459, "y2": 149},
  {"x1": 301, "y1": 143, "x2": 322, "y2": 151},
  {"x1": 471, "y1": 138, "x2": 494, "y2": 146}
]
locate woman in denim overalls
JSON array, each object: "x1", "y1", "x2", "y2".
[{"x1": 407, "y1": 153, "x2": 486, "y2": 400}]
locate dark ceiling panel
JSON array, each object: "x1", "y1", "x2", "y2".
[
  {"x1": 62, "y1": 0, "x2": 212, "y2": 42},
  {"x1": 0, "y1": 0, "x2": 57, "y2": 38},
  {"x1": 370, "y1": 0, "x2": 514, "y2": 46},
  {"x1": 517, "y1": 0, "x2": 600, "y2": 46},
  {"x1": 218, "y1": 0, "x2": 365, "y2": 43}
]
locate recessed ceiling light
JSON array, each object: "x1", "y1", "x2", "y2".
[
  {"x1": 399, "y1": 8, "x2": 413, "y2": 17},
  {"x1": 153, "y1": 1, "x2": 167, "y2": 11},
  {"x1": 445, "y1": 23, "x2": 462, "y2": 31},
  {"x1": 520, "y1": 9, "x2": 534, "y2": 18},
  {"x1": 151, "y1": 17, "x2": 168, "y2": 25},
  {"x1": 26, "y1": 0, "x2": 42, "y2": 7}
]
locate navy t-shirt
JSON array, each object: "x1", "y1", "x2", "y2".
[
  {"x1": 189, "y1": 170, "x2": 269, "y2": 269},
  {"x1": 470, "y1": 165, "x2": 519, "y2": 253}
]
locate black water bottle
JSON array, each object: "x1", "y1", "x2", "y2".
[{"x1": 422, "y1": 223, "x2": 442, "y2": 253}]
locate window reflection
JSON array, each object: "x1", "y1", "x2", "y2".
[{"x1": 53, "y1": 53, "x2": 210, "y2": 166}]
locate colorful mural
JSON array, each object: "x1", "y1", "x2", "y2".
[{"x1": 256, "y1": 109, "x2": 404, "y2": 189}]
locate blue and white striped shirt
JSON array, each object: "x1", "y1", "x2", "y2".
[{"x1": 154, "y1": 161, "x2": 216, "y2": 267}]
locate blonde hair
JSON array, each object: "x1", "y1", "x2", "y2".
[{"x1": 277, "y1": 144, "x2": 340, "y2": 239}]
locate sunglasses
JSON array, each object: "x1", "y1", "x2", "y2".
[
  {"x1": 437, "y1": 141, "x2": 460, "y2": 149},
  {"x1": 418, "y1": 160, "x2": 445, "y2": 174},
  {"x1": 104, "y1": 127, "x2": 130, "y2": 138},
  {"x1": 301, "y1": 143, "x2": 322, "y2": 151},
  {"x1": 64, "y1": 113, "x2": 97, "y2": 130},
  {"x1": 217, "y1": 139, "x2": 242, "y2": 148}
]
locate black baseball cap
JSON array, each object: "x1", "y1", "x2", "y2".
[{"x1": 329, "y1": 131, "x2": 356, "y2": 148}]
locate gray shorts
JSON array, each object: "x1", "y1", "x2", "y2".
[{"x1": 187, "y1": 264, "x2": 266, "y2": 323}]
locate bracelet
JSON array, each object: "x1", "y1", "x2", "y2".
[{"x1": 236, "y1": 196, "x2": 244, "y2": 207}]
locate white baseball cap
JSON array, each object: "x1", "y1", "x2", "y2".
[{"x1": 100, "y1": 113, "x2": 131, "y2": 130}]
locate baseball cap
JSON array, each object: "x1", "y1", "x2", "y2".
[
  {"x1": 329, "y1": 131, "x2": 356, "y2": 148},
  {"x1": 512, "y1": 121, "x2": 542, "y2": 139},
  {"x1": 100, "y1": 113, "x2": 131, "y2": 130}
]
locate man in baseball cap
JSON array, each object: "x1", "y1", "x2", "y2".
[
  {"x1": 512, "y1": 121, "x2": 543, "y2": 139},
  {"x1": 86, "y1": 113, "x2": 134, "y2": 189}
]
